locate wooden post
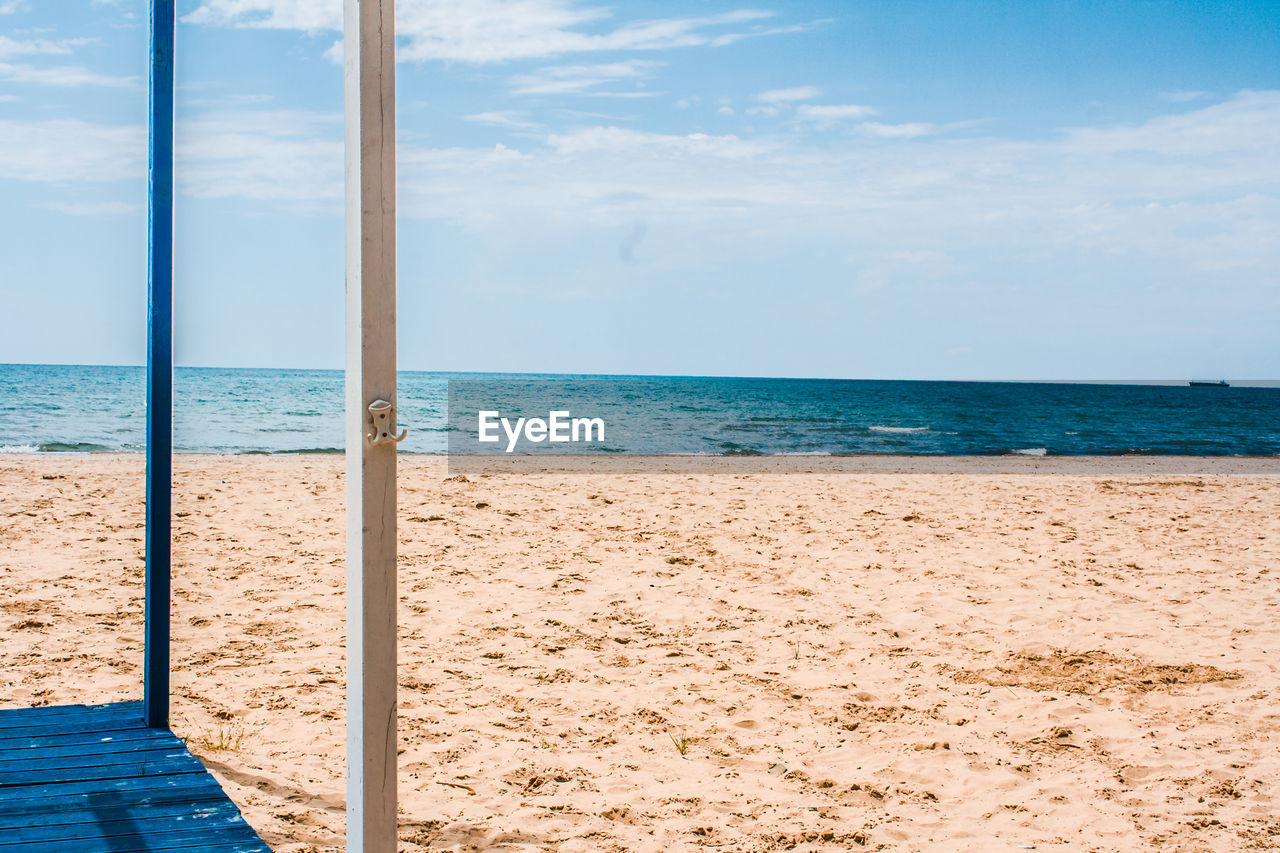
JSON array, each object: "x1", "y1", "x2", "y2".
[
  {"x1": 344, "y1": 1, "x2": 398, "y2": 851},
  {"x1": 144, "y1": 0, "x2": 175, "y2": 731}
]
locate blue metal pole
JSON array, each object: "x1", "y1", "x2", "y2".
[{"x1": 144, "y1": 0, "x2": 174, "y2": 731}]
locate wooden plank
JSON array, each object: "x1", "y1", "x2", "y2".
[
  {"x1": 0, "y1": 706, "x2": 144, "y2": 732},
  {"x1": 344, "y1": 1, "x2": 399, "y2": 852},
  {"x1": 0, "y1": 702, "x2": 142, "y2": 720},
  {"x1": 99, "y1": 839, "x2": 270, "y2": 853},
  {"x1": 0, "y1": 745, "x2": 193, "y2": 770},
  {"x1": 0, "y1": 805, "x2": 245, "y2": 844},
  {"x1": 0, "y1": 768, "x2": 214, "y2": 797},
  {"x1": 145, "y1": 0, "x2": 176, "y2": 731},
  {"x1": 96, "y1": 838, "x2": 269, "y2": 853},
  {"x1": 0, "y1": 776, "x2": 221, "y2": 814},
  {"x1": 0, "y1": 767, "x2": 204, "y2": 789},
  {"x1": 0, "y1": 758, "x2": 204, "y2": 787},
  {"x1": 0, "y1": 731, "x2": 180, "y2": 762},
  {"x1": 0, "y1": 716, "x2": 145, "y2": 735},
  {"x1": 0, "y1": 712, "x2": 145, "y2": 733},
  {"x1": 0, "y1": 719, "x2": 155, "y2": 738},
  {"x1": 0, "y1": 798, "x2": 237, "y2": 834},
  {"x1": 0, "y1": 717, "x2": 267, "y2": 844},
  {"x1": 12, "y1": 824, "x2": 271, "y2": 853},
  {"x1": 0, "y1": 722, "x2": 175, "y2": 742},
  {"x1": 0, "y1": 748, "x2": 198, "y2": 773}
]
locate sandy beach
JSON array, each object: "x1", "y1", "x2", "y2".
[{"x1": 3, "y1": 453, "x2": 1279, "y2": 852}]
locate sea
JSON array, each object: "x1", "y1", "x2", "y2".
[{"x1": 1, "y1": 364, "x2": 1278, "y2": 457}]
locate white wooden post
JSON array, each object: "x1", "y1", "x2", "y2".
[{"x1": 344, "y1": 1, "x2": 398, "y2": 851}]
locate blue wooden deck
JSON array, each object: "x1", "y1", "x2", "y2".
[{"x1": 0, "y1": 701, "x2": 271, "y2": 852}]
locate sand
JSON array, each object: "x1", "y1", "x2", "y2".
[{"x1": 3, "y1": 454, "x2": 1279, "y2": 852}]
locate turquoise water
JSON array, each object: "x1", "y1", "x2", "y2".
[{"x1": 1, "y1": 364, "x2": 1277, "y2": 456}]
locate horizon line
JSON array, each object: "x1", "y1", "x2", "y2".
[{"x1": 1, "y1": 362, "x2": 1277, "y2": 387}]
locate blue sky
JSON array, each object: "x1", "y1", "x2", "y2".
[{"x1": 1, "y1": 0, "x2": 1277, "y2": 379}]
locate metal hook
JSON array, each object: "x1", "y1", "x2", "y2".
[{"x1": 367, "y1": 399, "x2": 407, "y2": 446}]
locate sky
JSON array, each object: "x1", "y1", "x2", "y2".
[{"x1": 0, "y1": 0, "x2": 1277, "y2": 380}]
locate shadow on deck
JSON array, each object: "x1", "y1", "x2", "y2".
[{"x1": 0, "y1": 701, "x2": 270, "y2": 852}]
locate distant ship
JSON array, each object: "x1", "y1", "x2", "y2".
[{"x1": 1189, "y1": 379, "x2": 1230, "y2": 387}]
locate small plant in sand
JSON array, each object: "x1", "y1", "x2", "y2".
[
  {"x1": 196, "y1": 723, "x2": 246, "y2": 752},
  {"x1": 670, "y1": 733, "x2": 692, "y2": 756}
]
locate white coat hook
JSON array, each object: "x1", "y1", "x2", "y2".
[{"x1": 367, "y1": 399, "x2": 407, "y2": 447}]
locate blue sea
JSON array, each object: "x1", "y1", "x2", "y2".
[{"x1": 1, "y1": 364, "x2": 1277, "y2": 456}]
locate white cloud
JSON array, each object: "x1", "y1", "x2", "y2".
[
  {"x1": 88, "y1": 0, "x2": 143, "y2": 20},
  {"x1": 0, "y1": 118, "x2": 144, "y2": 181},
  {"x1": 408, "y1": 92, "x2": 1280, "y2": 283},
  {"x1": 183, "y1": 0, "x2": 340, "y2": 31},
  {"x1": 755, "y1": 85, "x2": 819, "y2": 103},
  {"x1": 0, "y1": 1, "x2": 26, "y2": 14},
  {"x1": 464, "y1": 110, "x2": 540, "y2": 130},
  {"x1": 402, "y1": 5, "x2": 776, "y2": 62},
  {"x1": 5, "y1": 92, "x2": 1276, "y2": 286},
  {"x1": 545, "y1": 126, "x2": 770, "y2": 158},
  {"x1": 0, "y1": 34, "x2": 93, "y2": 58},
  {"x1": 509, "y1": 59, "x2": 662, "y2": 96},
  {"x1": 177, "y1": 109, "x2": 344, "y2": 202},
  {"x1": 0, "y1": 35, "x2": 130, "y2": 88},
  {"x1": 580, "y1": 90, "x2": 662, "y2": 99},
  {"x1": 0, "y1": 62, "x2": 138, "y2": 88},
  {"x1": 858, "y1": 120, "x2": 936, "y2": 138},
  {"x1": 1160, "y1": 90, "x2": 1208, "y2": 103},
  {"x1": 0, "y1": 109, "x2": 342, "y2": 203},
  {"x1": 855, "y1": 249, "x2": 957, "y2": 292},
  {"x1": 1064, "y1": 90, "x2": 1280, "y2": 156},
  {"x1": 795, "y1": 103, "x2": 877, "y2": 121},
  {"x1": 45, "y1": 201, "x2": 142, "y2": 215},
  {"x1": 185, "y1": 0, "x2": 782, "y2": 63}
]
